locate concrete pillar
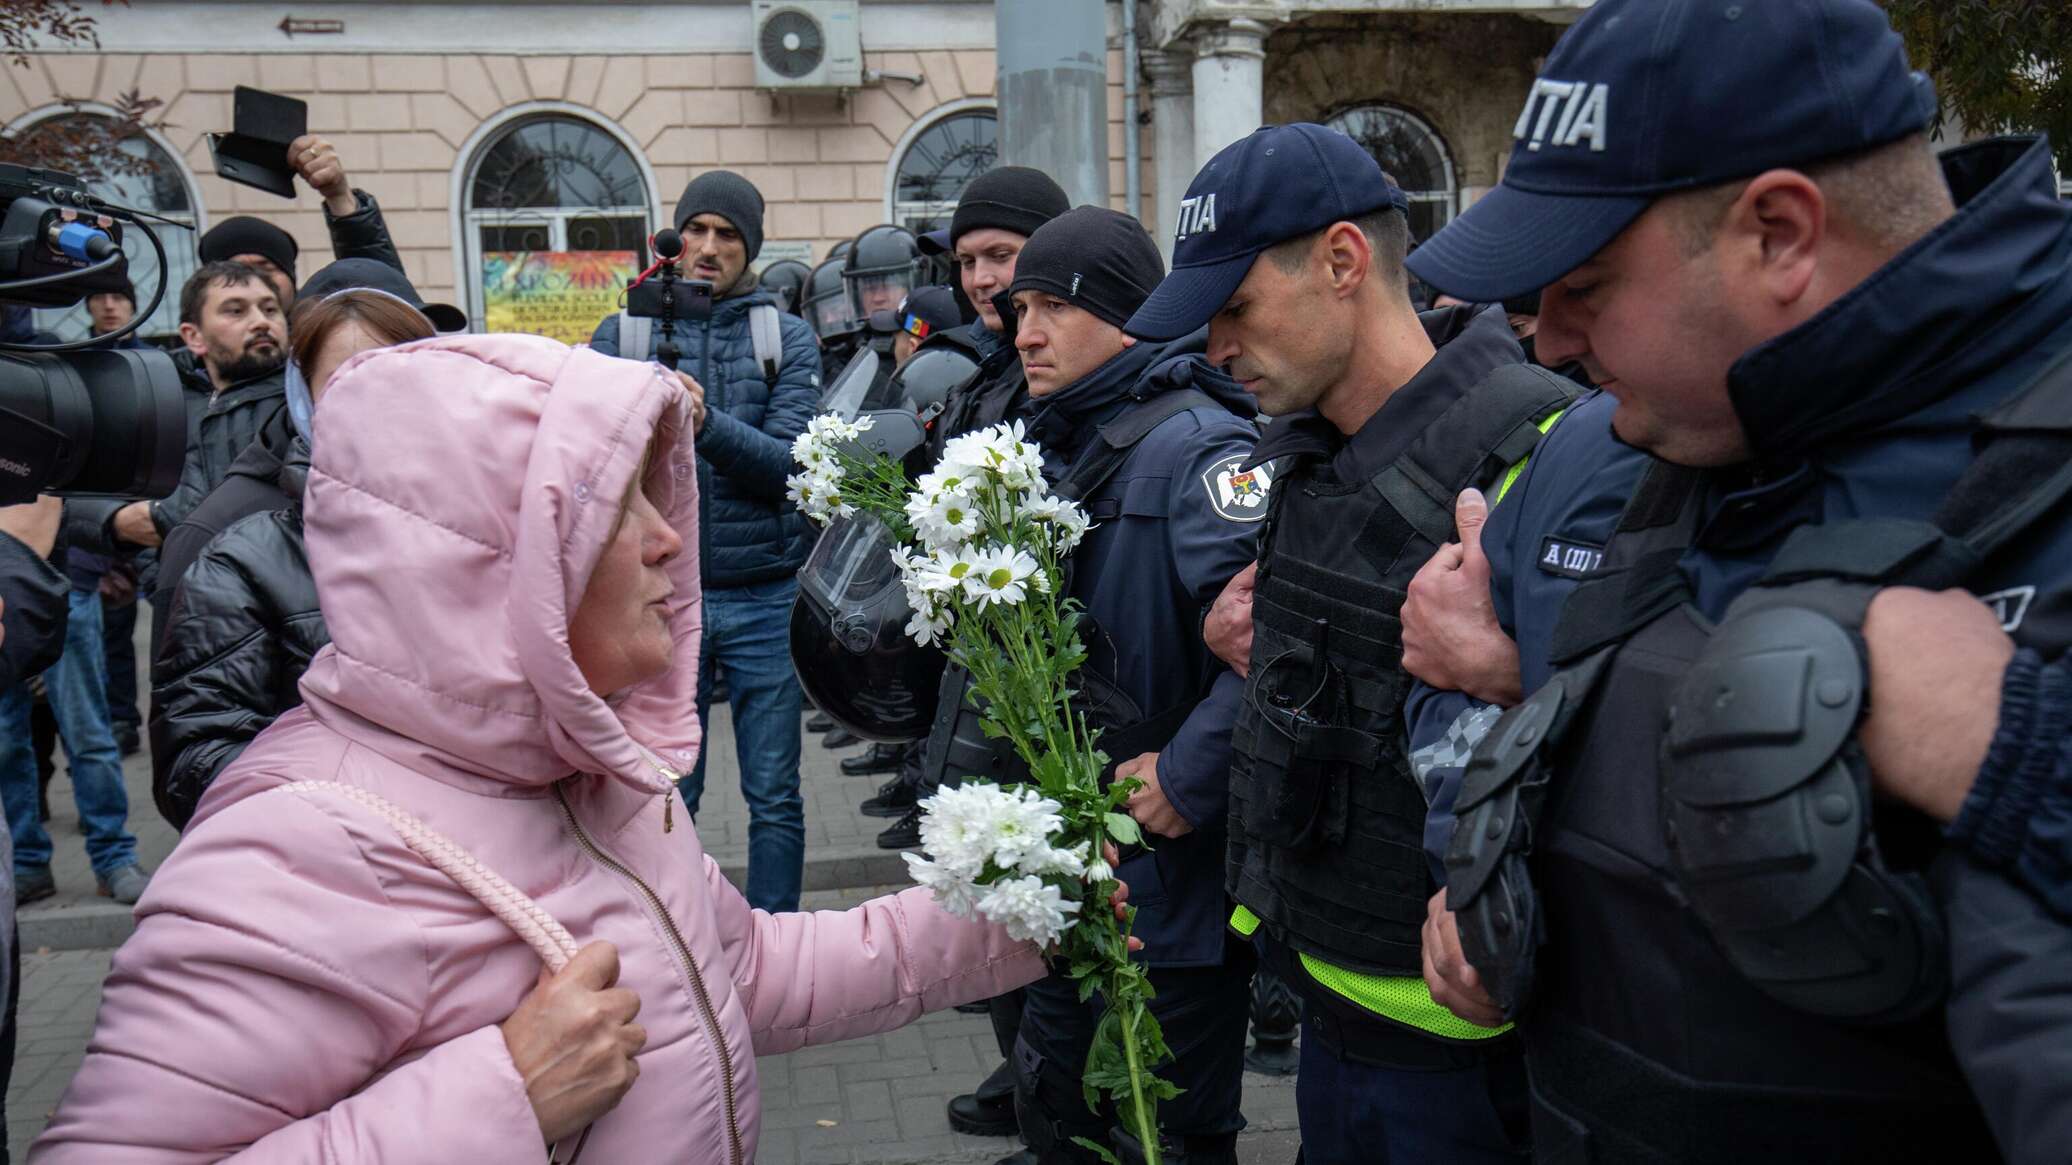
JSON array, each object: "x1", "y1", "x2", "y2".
[
  {"x1": 994, "y1": 0, "x2": 1111, "y2": 209},
  {"x1": 1143, "y1": 47, "x2": 1195, "y2": 263},
  {"x1": 1190, "y1": 18, "x2": 1268, "y2": 172}
]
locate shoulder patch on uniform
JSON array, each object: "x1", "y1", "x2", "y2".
[
  {"x1": 1203, "y1": 456, "x2": 1273, "y2": 523},
  {"x1": 1978, "y1": 585, "x2": 2036, "y2": 633},
  {"x1": 1536, "y1": 535, "x2": 1604, "y2": 580}
]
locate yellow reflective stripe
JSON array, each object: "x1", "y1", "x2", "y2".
[
  {"x1": 1229, "y1": 905, "x2": 1262, "y2": 936},
  {"x1": 1494, "y1": 407, "x2": 1567, "y2": 505},
  {"x1": 1296, "y1": 954, "x2": 1515, "y2": 1041}
]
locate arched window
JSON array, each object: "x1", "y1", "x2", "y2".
[
  {"x1": 1326, "y1": 104, "x2": 1458, "y2": 244},
  {"x1": 10, "y1": 111, "x2": 201, "y2": 342},
  {"x1": 459, "y1": 112, "x2": 653, "y2": 344},
  {"x1": 888, "y1": 104, "x2": 998, "y2": 235}
]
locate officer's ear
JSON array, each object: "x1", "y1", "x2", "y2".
[
  {"x1": 1719, "y1": 170, "x2": 1824, "y2": 313},
  {"x1": 1321, "y1": 220, "x2": 1372, "y2": 300}
]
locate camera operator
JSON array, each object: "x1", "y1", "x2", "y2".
[{"x1": 586, "y1": 169, "x2": 822, "y2": 913}]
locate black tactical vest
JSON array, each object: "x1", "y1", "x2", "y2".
[
  {"x1": 1228, "y1": 362, "x2": 1576, "y2": 975},
  {"x1": 1443, "y1": 347, "x2": 2072, "y2": 1162}
]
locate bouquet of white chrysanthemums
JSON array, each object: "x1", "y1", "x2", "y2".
[{"x1": 790, "y1": 415, "x2": 1176, "y2": 1164}]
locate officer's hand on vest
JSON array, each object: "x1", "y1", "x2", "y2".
[
  {"x1": 1402, "y1": 489, "x2": 1522, "y2": 706},
  {"x1": 1423, "y1": 888, "x2": 1503, "y2": 1028},
  {"x1": 1204, "y1": 561, "x2": 1257, "y2": 678},
  {"x1": 1117, "y1": 751, "x2": 1193, "y2": 839},
  {"x1": 1860, "y1": 587, "x2": 2016, "y2": 823},
  {"x1": 675, "y1": 370, "x2": 707, "y2": 435}
]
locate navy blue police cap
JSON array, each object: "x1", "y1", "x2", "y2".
[
  {"x1": 1406, "y1": 0, "x2": 1937, "y2": 303},
  {"x1": 1126, "y1": 123, "x2": 1409, "y2": 341}
]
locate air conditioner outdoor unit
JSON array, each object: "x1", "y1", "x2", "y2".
[{"x1": 752, "y1": 0, "x2": 863, "y2": 90}]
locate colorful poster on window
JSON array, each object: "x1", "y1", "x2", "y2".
[{"x1": 480, "y1": 251, "x2": 637, "y2": 345}]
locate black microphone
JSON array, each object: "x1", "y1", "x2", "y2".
[{"x1": 653, "y1": 229, "x2": 684, "y2": 262}]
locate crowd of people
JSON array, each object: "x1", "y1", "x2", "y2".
[{"x1": 0, "y1": 0, "x2": 2064, "y2": 1160}]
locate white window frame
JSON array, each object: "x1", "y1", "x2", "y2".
[
  {"x1": 450, "y1": 101, "x2": 660, "y2": 333},
  {"x1": 4, "y1": 102, "x2": 207, "y2": 341},
  {"x1": 884, "y1": 98, "x2": 998, "y2": 232},
  {"x1": 1324, "y1": 102, "x2": 1460, "y2": 232}
]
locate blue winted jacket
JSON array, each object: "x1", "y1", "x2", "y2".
[
  {"x1": 588, "y1": 287, "x2": 823, "y2": 588},
  {"x1": 1025, "y1": 332, "x2": 1262, "y2": 967},
  {"x1": 1410, "y1": 137, "x2": 2072, "y2": 1159}
]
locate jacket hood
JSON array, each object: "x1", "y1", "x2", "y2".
[
  {"x1": 296, "y1": 333, "x2": 702, "y2": 796},
  {"x1": 1731, "y1": 136, "x2": 2072, "y2": 459}
]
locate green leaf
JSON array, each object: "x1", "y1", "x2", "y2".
[
  {"x1": 1070, "y1": 1138, "x2": 1123, "y2": 1165},
  {"x1": 1105, "y1": 812, "x2": 1143, "y2": 846}
]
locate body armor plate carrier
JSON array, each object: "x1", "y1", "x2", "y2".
[
  {"x1": 1444, "y1": 344, "x2": 2072, "y2": 1162},
  {"x1": 1229, "y1": 362, "x2": 1576, "y2": 975}
]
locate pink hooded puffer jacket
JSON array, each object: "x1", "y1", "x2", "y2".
[{"x1": 32, "y1": 334, "x2": 1044, "y2": 1164}]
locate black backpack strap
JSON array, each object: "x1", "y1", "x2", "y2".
[{"x1": 1053, "y1": 388, "x2": 1221, "y2": 503}]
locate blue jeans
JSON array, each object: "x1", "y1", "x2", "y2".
[
  {"x1": 678, "y1": 578, "x2": 804, "y2": 912},
  {"x1": 0, "y1": 589, "x2": 137, "y2": 878}
]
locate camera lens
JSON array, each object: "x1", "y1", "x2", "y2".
[{"x1": 0, "y1": 347, "x2": 187, "y2": 499}]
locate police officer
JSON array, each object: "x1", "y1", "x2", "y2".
[
  {"x1": 759, "y1": 257, "x2": 812, "y2": 317},
  {"x1": 894, "y1": 285, "x2": 964, "y2": 368},
  {"x1": 977, "y1": 205, "x2": 1259, "y2": 1165},
  {"x1": 883, "y1": 164, "x2": 1071, "y2": 854},
  {"x1": 1130, "y1": 125, "x2": 1577, "y2": 1163},
  {"x1": 803, "y1": 254, "x2": 859, "y2": 382},
  {"x1": 1406, "y1": 1, "x2": 2072, "y2": 1160}
]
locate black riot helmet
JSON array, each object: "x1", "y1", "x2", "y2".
[
  {"x1": 802, "y1": 256, "x2": 857, "y2": 341},
  {"x1": 791, "y1": 512, "x2": 945, "y2": 742},
  {"x1": 758, "y1": 258, "x2": 812, "y2": 316},
  {"x1": 885, "y1": 344, "x2": 979, "y2": 421},
  {"x1": 829, "y1": 238, "x2": 854, "y2": 260},
  {"x1": 843, "y1": 225, "x2": 922, "y2": 323}
]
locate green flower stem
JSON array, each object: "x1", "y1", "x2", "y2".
[
  {"x1": 817, "y1": 445, "x2": 1168, "y2": 1163},
  {"x1": 1117, "y1": 989, "x2": 1159, "y2": 1165}
]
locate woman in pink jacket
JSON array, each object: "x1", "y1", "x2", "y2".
[{"x1": 32, "y1": 334, "x2": 1062, "y2": 1163}]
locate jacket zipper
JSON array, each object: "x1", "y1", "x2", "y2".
[{"x1": 554, "y1": 782, "x2": 744, "y2": 1165}]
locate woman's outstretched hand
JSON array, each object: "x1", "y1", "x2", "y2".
[{"x1": 501, "y1": 942, "x2": 648, "y2": 1145}]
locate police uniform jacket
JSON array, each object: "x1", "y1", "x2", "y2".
[
  {"x1": 1023, "y1": 330, "x2": 1263, "y2": 967},
  {"x1": 1429, "y1": 136, "x2": 2072, "y2": 1160}
]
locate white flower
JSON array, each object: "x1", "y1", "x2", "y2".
[
  {"x1": 903, "y1": 852, "x2": 982, "y2": 920},
  {"x1": 1022, "y1": 493, "x2": 1092, "y2": 552},
  {"x1": 904, "y1": 600, "x2": 954, "y2": 647},
  {"x1": 914, "y1": 784, "x2": 996, "y2": 880},
  {"x1": 1085, "y1": 858, "x2": 1114, "y2": 884},
  {"x1": 1040, "y1": 842, "x2": 1089, "y2": 879},
  {"x1": 977, "y1": 874, "x2": 1082, "y2": 946},
  {"x1": 962, "y1": 546, "x2": 1041, "y2": 609},
  {"x1": 918, "y1": 490, "x2": 981, "y2": 546}
]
